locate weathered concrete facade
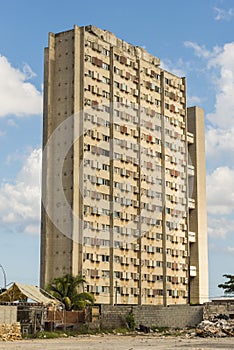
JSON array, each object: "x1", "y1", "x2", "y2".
[
  {"x1": 0, "y1": 305, "x2": 17, "y2": 324},
  {"x1": 41, "y1": 25, "x2": 208, "y2": 306},
  {"x1": 187, "y1": 107, "x2": 209, "y2": 305}
]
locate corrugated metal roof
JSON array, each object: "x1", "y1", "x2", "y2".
[{"x1": 0, "y1": 283, "x2": 60, "y2": 305}]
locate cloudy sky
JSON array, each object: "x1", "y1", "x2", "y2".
[{"x1": 0, "y1": 0, "x2": 233, "y2": 297}]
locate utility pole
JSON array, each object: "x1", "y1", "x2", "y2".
[
  {"x1": 0, "y1": 264, "x2": 6, "y2": 294},
  {"x1": 0, "y1": 264, "x2": 6, "y2": 291},
  {"x1": 115, "y1": 280, "x2": 118, "y2": 305}
]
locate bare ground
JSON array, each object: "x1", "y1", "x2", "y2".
[{"x1": 1, "y1": 334, "x2": 234, "y2": 350}]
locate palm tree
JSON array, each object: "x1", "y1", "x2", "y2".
[
  {"x1": 218, "y1": 274, "x2": 234, "y2": 295},
  {"x1": 45, "y1": 274, "x2": 94, "y2": 310}
]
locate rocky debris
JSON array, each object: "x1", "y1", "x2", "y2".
[
  {"x1": 196, "y1": 318, "x2": 234, "y2": 338},
  {"x1": 137, "y1": 324, "x2": 151, "y2": 333},
  {"x1": 0, "y1": 323, "x2": 22, "y2": 341}
]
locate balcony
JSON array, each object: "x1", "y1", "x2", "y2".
[
  {"x1": 188, "y1": 198, "x2": 195, "y2": 209},
  {"x1": 190, "y1": 265, "x2": 197, "y2": 277},
  {"x1": 187, "y1": 132, "x2": 194, "y2": 144},
  {"x1": 187, "y1": 164, "x2": 195, "y2": 176},
  {"x1": 188, "y1": 231, "x2": 196, "y2": 243}
]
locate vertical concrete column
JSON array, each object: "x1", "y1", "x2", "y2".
[
  {"x1": 136, "y1": 57, "x2": 142, "y2": 305},
  {"x1": 160, "y1": 71, "x2": 167, "y2": 307},
  {"x1": 109, "y1": 46, "x2": 114, "y2": 305}
]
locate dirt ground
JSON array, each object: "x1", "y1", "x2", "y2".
[{"x1": 1, "y1": 335, "x2": 234, "y2": 350}]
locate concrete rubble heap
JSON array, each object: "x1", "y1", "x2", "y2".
[
  {"x1": 0, "y1": 323, "x2": 22, "y2": 341},
  {"x1": 196, "y1": 315, "x2": 234, "y2": 338}
]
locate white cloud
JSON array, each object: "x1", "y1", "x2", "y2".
[
  {"x1": 207, "y1": 43, "x2": 234, "y2": 128},
  {"x1": 208, "y1": 217, "x2": 234, "y2": 238},
  {"x1": 226, "y1": 246, "x2": 234, "y2": 254},
  {"x1": 213, "y1": 7, "x2": 234, "y2": 21},
  {"x1": 207, "y1": 167, "x2": 234, "y2": 215},
  {"x1": 187, "y1": 95, "x2": 204, "y2": 106},
  {"x1": 160, "y1": 59, "x2": 186, "y2": 77},
  {"x1": 0, "y1": 148, "x2": 42, "y2": 234},
  {"x1": 185, "y1": 40, "x2": 234, "y2": 247},
  {"x1": 185, "y1": 41, "x2": 234, "y2": 129},
  {"x1": 0, "y1": 55, "x2": 42, "y2": 117},
  {"x1": 7, "y1": 119, "x2": 18, "y2": 127},
  {"x1": 206, "y1": 126, "x2": 234, "y2": 165},
  {"x1": 184, "y1": 41, "x2": 213, "y2": 59},
  {"x1": 22, "y1": 63, "x2": 36, "y2": 79},
  {"x1": 185, "y1": 41, "x2": 234, "y2": 130},
  {"x1": 0, "y1": 130, "x2": 6, "y2": 137}
]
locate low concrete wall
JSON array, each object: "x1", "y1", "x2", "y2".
[
  {"x1": 204, "y1": 301, "x2": 234, "y2": 320},
  {"x1": 0, "y1": 305, "x2": 17, "y2": 324},
  {"x1": 100, "y1": 304, "x2": 203, "y2": 329}
]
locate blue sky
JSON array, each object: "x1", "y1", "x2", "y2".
[{"x1": 0, "y1": 0, "x2": 234, "y2": 298}]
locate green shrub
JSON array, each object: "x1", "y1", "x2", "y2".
[{"x1": 125, "y1": 312, "x2": 136, "y2": 331}]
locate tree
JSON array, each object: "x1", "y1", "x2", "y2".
[
  {"x1": 45, "y1": 274, "x2": 94, "y2": 310},
  {"x1": 218, "y1": 274, "x2": 234, "y2": 295}
]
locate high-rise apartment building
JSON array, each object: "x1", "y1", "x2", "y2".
[{"x1": 40, "y1": 25, "x2": 209, "y2": 305}]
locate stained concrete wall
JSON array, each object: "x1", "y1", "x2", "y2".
[
  {"x1": 0, "y1": 306, "x2": 17, "y2": 324},
  {"x1": 100, "y1": 304, "x2": 203, "y2": 329},
  {"x1": 204, "y1": 301, "x2": 234, "y2": 320}
]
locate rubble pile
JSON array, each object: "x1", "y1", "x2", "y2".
[
  {"x1": 196, "y1": 315, "x2": 234, "y2": 338},
  {"x1": 0, "y1": 323, "x2": 22, "y2": 341}
]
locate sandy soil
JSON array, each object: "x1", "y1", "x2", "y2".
[{"x1": 0, "y1": 334, "x2": 234, "y2": 350}]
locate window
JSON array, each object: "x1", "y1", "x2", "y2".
[
  {"x1": 156, "y1": 289, "x2": 163, "y2": 296},
  {"x1": 86, "y1": 70, "x2": 92, "y2": 77},
  {"x1": 103, "y1": 135, "x2": 110, "y2": 142},
  {"x1": 103, "y1": 179, "x2": 110, "y2": 186},
  {"x1": 114, "y1": 241, "x2": 121, "y2": 248},
  {"x1": 97, "y1": 177, "x2": 103, "y2": 185},
  {"x1": 114, "y1": 109, "x2": 120, "y2": 117},
  {"x1": 114, "y1": 271, "x2": 121, "y2": 278},
  {"x1": 102, "y1": 76, "x2": 110, "y2": 84},
  {"x1": 102, "y1": 48, "x2": 110, "y2": 56},
  {"x1": 102, "y1": 194, "x2": 109, "y2": 201},
  {"x1": 102, "y1": 62, "x2": 110, "y2": 70},
  {"x1": 102, "y1": 208, "x2": 110, "y2": 215},
  {"x1": 156, "y1": 233, "x2": 162, "y2": 240},
  {"x1": 85, "y1": 55, "x2": 91, "y2": 62},
  {"x1": 102, "y1": 149, "x2": 110, "y2": 157},
  {"x1": 102, "y1": 163, "x2": 109, "y2": 171},
  {"x1": 114, "y1": 67, "x2": 120, "y2": 75},
  {"x1": 103, "y1": 91, "x2": 110, "y2": 99},
  {"x1": 102, "y1": 255, "x2": 109, "y2": 262},
  {"x1": 114, "y1": 255, "x2": 121, "y2": 263},
  {"x1": 114, "y1": 196, "x2": 120, "y2": 203},
  {"x1": 114, "y1": 152, "x2": 121, "y2": 159},
  {"x1": 155, "y1": 99, "x2": 161, "y2": 106},
  {"x1": 102, "y1": 270, "x2": 110, "y2": 277}
]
